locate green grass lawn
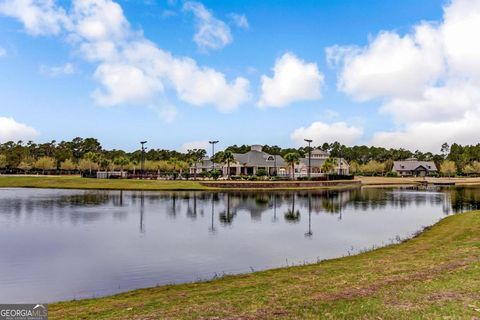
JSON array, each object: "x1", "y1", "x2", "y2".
[
  {"x1": 50, "y1": 211, "x2": 480, "y2": 319},
  {"x1": 0, "y1": 175, "x2": 359, "y2": 191},
  {"x1": 0, "y1": 175, "x2": 210, "y2": 191}
]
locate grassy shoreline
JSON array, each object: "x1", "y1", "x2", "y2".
[
  {"x1": 49, "y1": 211, "x2": 480, "y2": 319},
  {"x1": 0, "y1": 175, "x2": 360, "y2": 191}
]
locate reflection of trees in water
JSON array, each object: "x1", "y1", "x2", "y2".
[
  {"x1": 284, "y1": 193, "x2": 300, "y2": 223},
  {"x1": 446, "y1": 187, "x2": 480, "y2": 213},
  {"x1": 219, "y1": 193, "x2": 236, "y2": 225},
  {"x1": 6, "y1": 187, "x2": 480, "y2": 229}
]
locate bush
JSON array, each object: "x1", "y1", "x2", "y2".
[
  {"x1": 385, "y1": 171, "x2": 398, "y2": 177},
  {"x1": 256, "y1": 168, "x2": 268, "y2": 177},
  {"x1": 247, "y1": 175, "x2": 258, "y2": 181},
  {"x1": 210, "y1": 169, "x2": 222, "y2": 180}
]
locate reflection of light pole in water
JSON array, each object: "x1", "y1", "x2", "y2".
[
  {"x1": 139, "y1": 192, "x2": 145, "y2": 234},
  {"x1": 305, "y1": 194, "x2": 313, "y2": 238},
  {"x1": 209, "y1": 194, "x2": 217, "y2": 234},
  {"x1": 193, "y1": 193, "x2": 197, "y2": 216},
  {"x1": 119, "y1": 190, "x2": 123, "y2": 206},
  {"x1": 272, "y1": 194, "x2": 278, "y2": 222}
]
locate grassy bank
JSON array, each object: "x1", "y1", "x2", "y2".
[
  {"x1": 0, "y1": 175, "x2": 359, "y2": 191},
  {"x1": 50, "y1": 211, "x2": 480, "y2": 319},
  {"x1": 0, "y1": 175, "x2": 209, "y2": 191}
]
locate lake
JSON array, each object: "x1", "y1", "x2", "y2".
[{"x1": 1, "y1": 186, "x2": 480, "y2": 303}]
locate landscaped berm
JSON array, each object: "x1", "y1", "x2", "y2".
[{"x1": 50, "y1": 211, "x2": 480, "y2": 319}]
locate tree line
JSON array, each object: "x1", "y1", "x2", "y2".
[{"x1": 1, "y1": 138, "x2": 479, "y2": 176}]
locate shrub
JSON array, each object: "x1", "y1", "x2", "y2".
[
  {"x1": 256, "y1": 168, "x2": 268, "y2": 177},
  {"x1": 210, "y1": 169, "x2": 222, "y2": 180}
]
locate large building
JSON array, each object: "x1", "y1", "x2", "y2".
[
  {"x1": 392, "y1": 158, "x2": 438, "y2": 176},
  {"x1": 190, "y1": 145, "x2": 349, "y2": 178}
]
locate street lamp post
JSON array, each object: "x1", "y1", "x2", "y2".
[
  {"x1": 304, "y1": 139, "x2": 312, "y2": 179},
  {"x1": 209, "y1": 140, "x2": 219, "y2": 172},
  {"x1": 140, "y1": 141, "x2": 147, "y2": 179}
]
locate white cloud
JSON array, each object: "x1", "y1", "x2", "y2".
[
  {"x1": 371, "y1": 113, "x2": 480, "y2": 152},
  {"x1": 258, "y1": 53, "x2": 324, "y2": 108},
  {"x1": 0, "y1": 47, "x2": 6, "y2": 57},
  {"x1": 0, "y1": 117, "x2": 38, "y2": 142},
  {"x1": 183, "y1": 1, "x2": 232, "y2": 51},
  {"x1": 329, "y1": 0, "x2": 480, "y2": 151},
  {"x1": 229, "y1": 13, "x2": 249, "y2": 30},
  {"x1": 180, "y1": 140, "x2": 210, "y2": 153},
  {"x1": 39, "y1": 62, "x2": 75, "y2": 76},
  {"x1": 92, "y1": 62, "x2": 163, "y2": 106},
  {"x1": 0, "y1": 0, "x2": 69, "y2": 35},
  {"x1": 330, "y1": 24, "x2": 444, "y2": 101},
  {"x1": 0, "y1": 0, "x2": 250, "y2": 117},
  {"x1": 291, "y1": 121, "x2": 363, "y2": 146}
]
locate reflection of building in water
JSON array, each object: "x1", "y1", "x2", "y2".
[{"x1": 228, "y1": 193, "x2": 271, "y2": 221}]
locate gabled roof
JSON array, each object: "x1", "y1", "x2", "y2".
[
  {"x1": 393, "y1": 160, "x2": 438, "y2": 172},
  {"x1": 233, "y1": 150, "x2": 285, "y2": 167}
]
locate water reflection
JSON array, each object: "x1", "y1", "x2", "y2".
[
  {"x1": 1, "y1": 186, "x2": 480, "y2": 303},
  {"x1": 3, "y1": 187, "x2": 480, "y2": 229}
]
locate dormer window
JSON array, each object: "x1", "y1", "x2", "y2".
[{"x1": 267, "y1": 156, "x2": 274, "y2": 161}]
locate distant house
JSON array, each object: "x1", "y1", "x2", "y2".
[
  {"x1": 392, "y1": 158, "x2": 438, "y2": 176},
  {"x1": 190, "y1": 145, "x2": 349, "y2": 178}
]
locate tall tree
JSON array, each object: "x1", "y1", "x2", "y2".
[
  {"x1": 284, "y1": 152, "x2": 300, "y2": 180},
  {"x1": 222, "y1": 150, "x2": 235, "y2": 179}
]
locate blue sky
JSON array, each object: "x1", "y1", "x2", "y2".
[{"x1": 2, "y1": 0, "x2": 479, "y2": 153}]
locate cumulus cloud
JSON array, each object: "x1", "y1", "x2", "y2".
[
  {"x1": 258, "y1": 53, "x2": 324, "y2": 108},
  {"x1": 0, "y1": 0, "x2": 69, "y2": 35},
  {"x1": 183, "y1": 1, "x2": 232, "y2": 51},
  {"x1": 229, "y1": 13, "x2": 249, "y2": 30},
  {"x1": 0, "y1": 47, "x2": 6, "y2": 57},
  {"x1": 0, "y1": 0, "x2": 250, "y2": 116},
  {"x1": 180, "y1": 140, "x2": 210, "y2": 152},
  {"x1": 329, "y1": 0, "x2": 480, "y2": 152},
  {"x1": 291, "y1": 121, "x2": 363, "y2": 146},
  {"x1": 0, "y1": 117, "x2": 38, "y2": 142},
  {"x1": 39, "y1": 62, "x2": 75, "y2": 76}
]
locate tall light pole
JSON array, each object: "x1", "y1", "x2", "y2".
[
  {"x1": 304, "y1": 139, "x2": 312, "y2": 179},
  {"x1": 140, "y1": 141, "x2": 147, "y2": 179},
  {"x1": 209, "y1": 140, "x2": 219, "y2": 171}
]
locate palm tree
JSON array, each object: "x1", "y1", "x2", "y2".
[
  {"x1": 114, "y1": 157, "x2": 130, "y2": 177},
  {"x1": 187, "y1": 149, "x2": 207, "y2": 180},
  {"x1": 83, "y1": 151, "x2": 98, "y2": 175},
  {"x1": 131, "y1": 160, "x2": 138, "y2": 176},
  {"x1": 284, "y1": 152, "x2": 300, "y2": 180},
  {"x1": 321, "y1": 157, "x2": 336, "y2": 174},
  {"x1": 222, "y1": 150, "x2": 235, "y2": 179}
]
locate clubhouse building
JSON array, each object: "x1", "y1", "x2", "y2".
[{"x1": 190, "y1": 145, "x2": 350, "y2": 178}]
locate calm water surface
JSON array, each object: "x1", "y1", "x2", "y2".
[{"x1": 1, "y1": 186, "x2": 480, "y2": 303}]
